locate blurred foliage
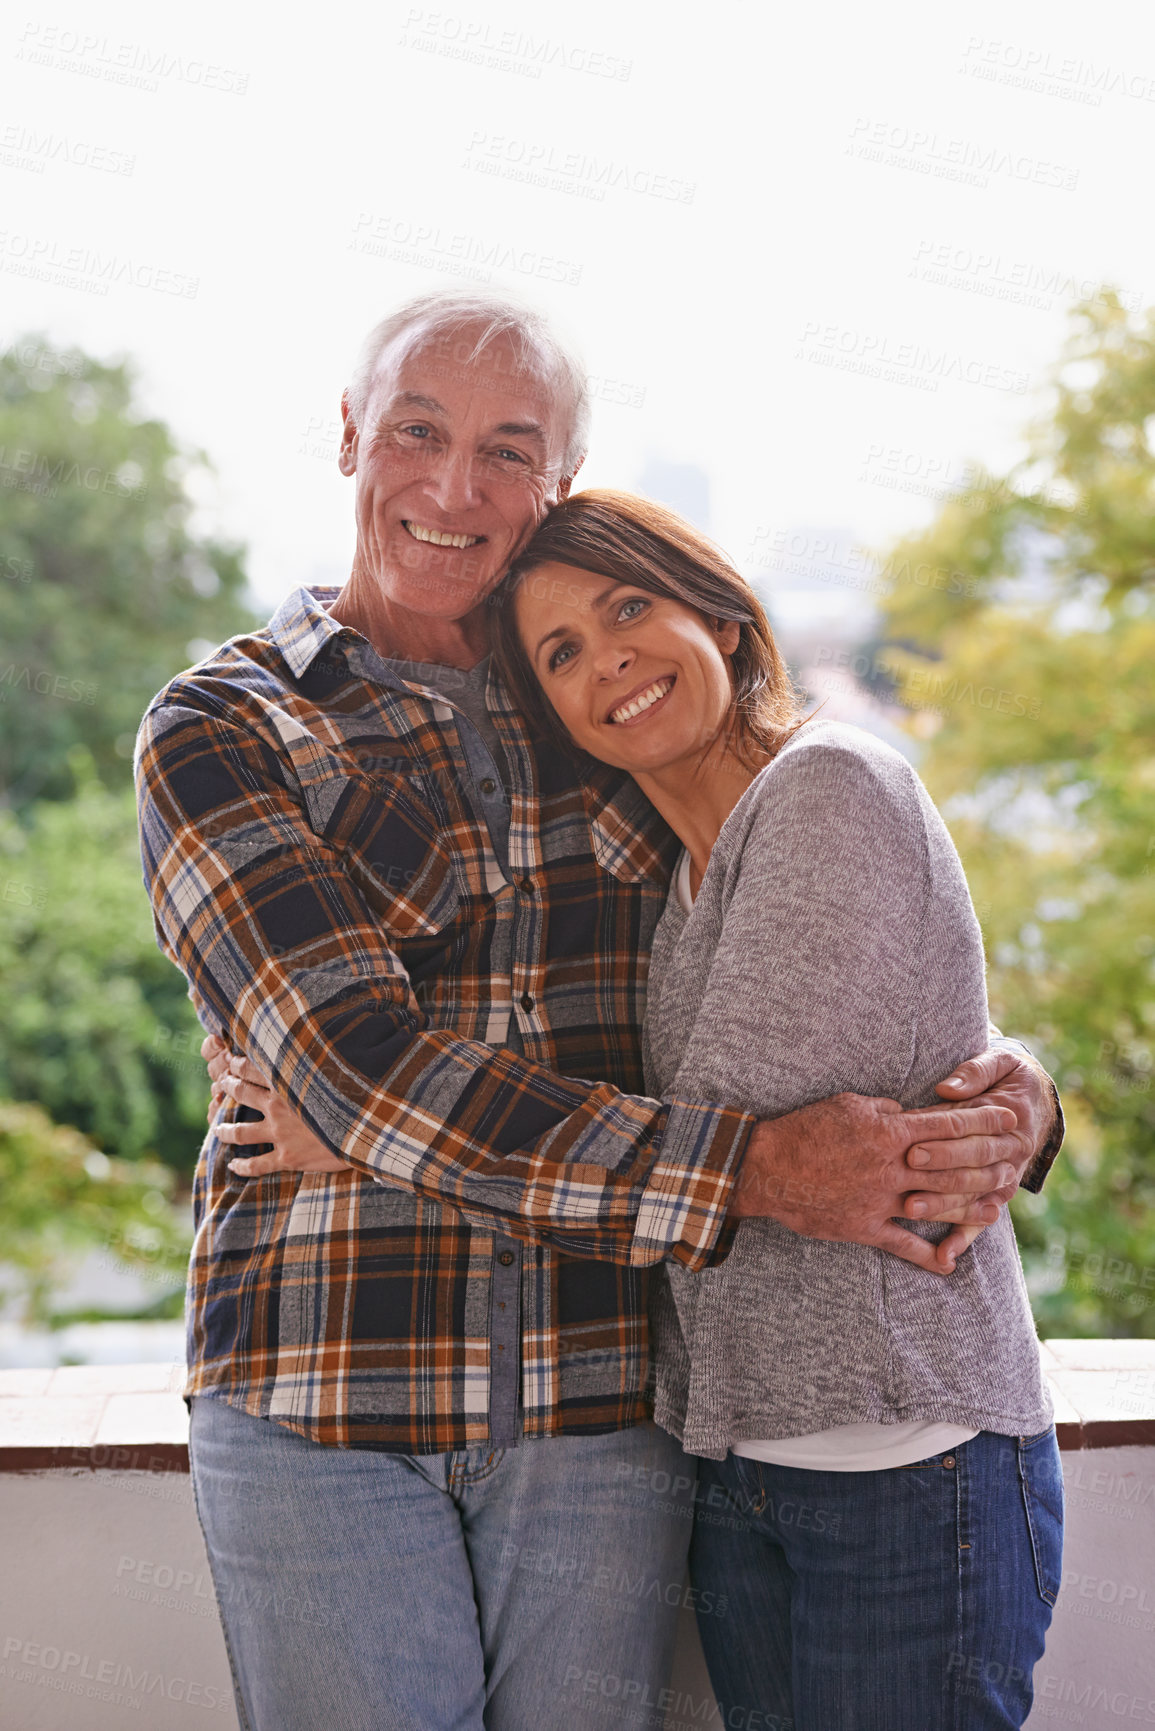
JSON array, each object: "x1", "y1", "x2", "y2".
[
  {"x1": 0, "y1": 334, "x2": 252, "y2": 1191},
  {"x1": 0, "y1": 334, "x2": 256, "y2": 811},
  {"x1": 875, "y1": 291, "x2": 1155, "y2": 1336},
  {"x1": 0, "y1": 1098, "x2": 189, "y2": 1326},
  {"x1": 0, "y1": 748, "x2": 210, "y2": 1172}
]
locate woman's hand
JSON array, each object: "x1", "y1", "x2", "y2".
[
  {"x1": 931, "y1": 1221, "x2": 990, "y2": 1272},
  {"x1": 202, "y1": 1035, "x2": 348, "y2": 1177}
]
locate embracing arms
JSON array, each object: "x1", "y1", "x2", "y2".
[{"x1": 140, "y1": 698, "x2": 1057, "y2": 1278}]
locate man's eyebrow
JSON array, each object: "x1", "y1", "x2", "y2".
[
  {"x1": 533, "y1": 585, "x2": 620, "y2": 661},
  {"x1": 493, "y1": 420, "x2": 548, "y2": 447},
  {"x1": 392, "y1": 392, "x2": 446, "y2": 416}
]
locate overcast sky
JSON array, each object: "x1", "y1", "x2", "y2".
[{"x1": 4, "y1": 0, "x2": 1154, "y2": 609}]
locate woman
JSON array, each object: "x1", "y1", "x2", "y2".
[{"x1": 488, "y1": 490, "x2": 1062, "y2": 1730}]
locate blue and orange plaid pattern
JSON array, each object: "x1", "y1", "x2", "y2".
[{"x1": 136, "y1": 586, "x2": 750, "y2": 1451}]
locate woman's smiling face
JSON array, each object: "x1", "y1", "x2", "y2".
[{"x1": 514, "y1": 560, "x2": 741, "y2": 776}]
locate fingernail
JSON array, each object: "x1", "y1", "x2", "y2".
[
  {"x1": 908, "y1": 1148, "x2": 929, "y2": 1167},
  {"x1": 909, "y1": 1201, "x2": 928, "y2": 1217}
]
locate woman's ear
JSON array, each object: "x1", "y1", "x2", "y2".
[{"x1": 714, "y1": 618, "x2": 741, "y2": 656}]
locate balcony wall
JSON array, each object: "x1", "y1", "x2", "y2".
[{"x1": 1, "y1": 1341, "x2": 1153, "y2": 1731}]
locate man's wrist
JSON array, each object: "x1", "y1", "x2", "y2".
[
  {"x1": 728, "y1": 1118, "x2": 779, "y2": 1220},
  {"x1": 1022, "y1": 1072, "x2": 1064, "y2": 1193},
  {"x1": 989, "y1": 1037, "x2": 1064, "y2": 1193}
]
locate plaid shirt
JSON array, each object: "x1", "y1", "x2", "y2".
[{"x1": 136, "y1": 586, "x2": 751, "y2": 1453}]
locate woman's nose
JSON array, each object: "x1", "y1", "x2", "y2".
[{"x1": 592, "y1": 641, "x2": 635, "y2": 679}]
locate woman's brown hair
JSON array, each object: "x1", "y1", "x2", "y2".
[{"x1": 491, "y1": 488, "x2": 802, "y2": 768}]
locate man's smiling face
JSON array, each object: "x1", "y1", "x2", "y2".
[{"x1": 338, "y1": 322, "x2": 572, "y2": 627}]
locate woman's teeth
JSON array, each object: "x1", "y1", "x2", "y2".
[
  {"x1": 403, "y1": 522, "x2": 481, "y2": 548},
  {"x1": 610, "y1": 678, "x2": 674, "y2": 725}
]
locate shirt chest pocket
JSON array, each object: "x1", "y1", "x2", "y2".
[{"x1": 304, "y1": 771, "x2": 463, "y2": 940}]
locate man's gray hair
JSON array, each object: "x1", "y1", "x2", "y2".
[{"x1": 346, "y1": 290, "x2": 590, "y2": 478}]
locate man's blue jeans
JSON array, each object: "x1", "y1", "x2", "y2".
[
  {"x1": 689, "y1": 1427, "x2": 1064, "y2": 1730},
  {"x1": 189, "y1": 1395, "x2": 695, "y2": 1730}
]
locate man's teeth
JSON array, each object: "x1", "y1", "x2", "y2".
[
  {"x1": 404, "y1": 522, "x2": 481, "y2": 549},
  {"x1": 610, "y1": 679, "x2": 674, "y2": 724}
]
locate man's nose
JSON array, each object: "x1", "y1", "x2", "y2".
[{"x1": 427, "y1": 448, "x2": 481, "y2": 513}]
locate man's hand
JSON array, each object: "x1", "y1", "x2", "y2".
[
  {"x1": 905, "y1": 1048, "x2": 1058, "y2": 1264},
  {"x1": 730, "y1": 1092, "x2": 1019, "y2": 1276},
  {"x1": 202, "y1": 1036, "x2": 347, "y2": 1176}
]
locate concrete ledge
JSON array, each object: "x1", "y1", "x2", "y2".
[
  {"x1": 1, "y1": 1343, "x2": 1153, "y2": 1471},
  {"x1": 0, "y1": 1364, "x2": 190, "y2": 1473},
  {"x1": 1040, "y1": 1340, "x2": 1155, "y2": 1451}
]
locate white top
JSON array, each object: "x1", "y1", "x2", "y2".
[{"x1": 673, "y1": 847, "x2": 978, "y2": 1472}]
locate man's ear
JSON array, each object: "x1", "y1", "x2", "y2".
[
  {"x1": 556, "y1": 456, "x2": 583, "y2": 502},
  {"x1": 338, "y1": 391, "x2": 358, "y2": 477}
]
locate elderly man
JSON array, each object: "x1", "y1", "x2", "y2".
[{"x1": 136, "y1": 290, "x2": 1060, "y2": 1731}]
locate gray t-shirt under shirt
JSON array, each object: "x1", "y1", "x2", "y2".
[
  {"x1": 379, "y1": 655, "x2": 521, "y2": 1059},
  {"x1": 643, "y1": 720, "x2": 1052, "y2": 1461}
]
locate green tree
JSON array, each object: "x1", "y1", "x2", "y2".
[
  {"x1": 0, "y1": 334, "x2": 256, "y2": 811},
  {"x1": 874, "y1": 291, "x2": 1155, "y2": 1336},
  {"x1": 0, "y1": 335, "x2": 256, "y2": 1179},
  {"x1": 0, "y1": 1098, "x2": 188, "y2": 1326},
  {"x1": 0, "y1": 749, "x2": 209, "y2": 1171}
]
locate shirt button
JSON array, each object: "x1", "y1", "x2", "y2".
[
  {"x1": 520, "y1": 992, "x2": 534, "y2": 1012},
  {"x1": 479, "y1": 777, "x2": 497, "y2": 796},
  {"x1": 519, "y1": 877, "x2": 534, "y2": 895},
  {"x1": 498, "y1": 1250, "x2": 515, "y2": 1266}
]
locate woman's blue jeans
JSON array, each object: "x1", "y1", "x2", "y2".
[
  {"x1": 689, "y1": 1427, "x2": 1064, "y2": 1731},
  {"x1": 189, "y1": 1395, "x2": 695, "y2": 1731}
]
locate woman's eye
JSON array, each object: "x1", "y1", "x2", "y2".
[
  {"x1": 549, "y1": 642, "x2": 577, "y2": 672},
  {"x1": 618, "y1": 596, "x2": 649, "y2": 621}
]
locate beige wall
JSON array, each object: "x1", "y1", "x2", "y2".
[{"x1": 2, "y1": 1447, "x2": 1153, "y2": 1730}]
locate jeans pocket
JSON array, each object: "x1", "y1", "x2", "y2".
[
  {"x1": 1018, "y1": 1426, "x2": 1064, "y2": 1607},
  {"x1": 724, "y1": 1454, "x2": 766, "y2": 1518}
]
